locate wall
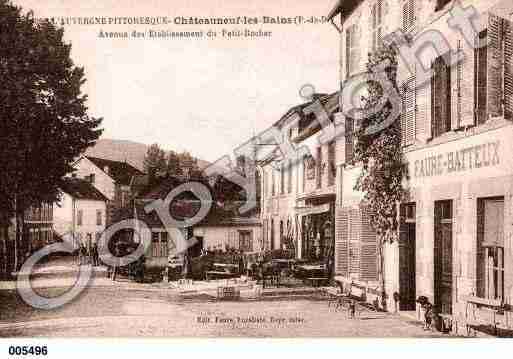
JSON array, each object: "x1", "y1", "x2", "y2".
[
  {"x1": 193, "y1": 225, "x2": 262, "y2": 253},
  {"x1": 74, "y1": 157, "x2": 116, "y2": 201}
]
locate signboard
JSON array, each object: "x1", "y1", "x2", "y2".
[{"x1": 411, "y1": 141, "x2": 500, "y2": 179}]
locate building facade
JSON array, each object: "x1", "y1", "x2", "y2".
[
  {"x1": 73, "y1": 156, "x2": 143, "y2": 224},
  {"x1": 260, "y1": 93, "x2": 339, "y2": 265},
  {"x1": 328, "y1": 0, "x2": 513, "y2": 321},
  {"x1": 54, "y1": 177, "x2": 108, "y2": 251}
]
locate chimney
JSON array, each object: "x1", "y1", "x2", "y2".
[{"x1": 104, "y1": 165, "x2": 109, "y2": 174}]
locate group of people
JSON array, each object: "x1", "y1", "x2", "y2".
[{"x1": 77, "y1": 241, "x2": 100, "y2": 266}]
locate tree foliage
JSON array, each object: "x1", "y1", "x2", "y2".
[
  {"x1": 352, "y1": 45, "x2": 407, "y2": 244},
  {"x1": 0, "y1": 1, "x2": 102, "y2": 217},
  {"x1": 143, "y1": 143, "x2": 167, "y2": 179}
]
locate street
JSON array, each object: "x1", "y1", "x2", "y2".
[{"x1": 0, "y1": 258, "x2": 446, "y2": 338}]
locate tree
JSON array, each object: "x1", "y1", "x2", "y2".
[
  {"x1": 0, "y1": 1, "x2": 103, "y2": 271},
  {"x1": 352, "y1": 45, "x2": 407, "y2": 306},
  {"x1": 143, "y1": 143, "x2": 167, "y2": 180},
  {"x1": 166, "y1": 150, "x2": 182, "y2": 177}
]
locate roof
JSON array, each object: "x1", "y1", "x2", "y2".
[
  {"x1": 85, "y1": 156, "x2": 144, "y2": 186},
  {"x1": 60, "y1": 178, "x2": 108, "y2": 202},
  {"x1": 327, "y1": 0, "x2": 362, "y2": 20}
]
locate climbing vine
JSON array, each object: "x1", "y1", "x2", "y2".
[{"x1": 351, "y1": 45, "x2": 408, "y2": 302}]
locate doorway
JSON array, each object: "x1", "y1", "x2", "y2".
[
  {"x1": 399, "y1": 203, "x2": 416, "y2": 311},
  {"x1": 434, "y1": 200, "x2": 453, "y2": 315}
]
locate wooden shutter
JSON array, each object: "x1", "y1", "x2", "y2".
[
  {"x1": 476, "y1": 199, "x2": 486, "y2": 297},
  {"x1": 346, "y1": 27, "x2": 351, "y2": 77},
  {"x1": 401, "y1": 75, "x2": 416, "y2": 146},
  {"x1": 475, "y1": 30, "x2": 488, "y2": 125},
  {"x1": 335, "y1": 207, "x2": 349, "y2": 277},
  {"x1": 487, "y1": 14, "x2": 504, "y2": 118},
  {"x1": 349, "y1": 208, "x2": 360, "y2": 276},
  {"x1": 402, "y1": 0, "x2": 415, "y2": 33},
  {"x1": 504, "y1": 18, "x2": 513, "y2": 120},
  {"x1": 360, "y1": 207, "x2": 378, "y2": 282},
  {"x1": 345, "y1": 117, "x2": 354, "y2": 163},
  {"x1": 431, "y1": 54, "x2": 451, "y2": 137}
]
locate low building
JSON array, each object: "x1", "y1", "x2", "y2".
[
  {"x1": 73, "y1": 156, "x2": 144, "y2": 224},
  {"x1": 54, "y1": 177, "x2": 108, "y2": 250}
]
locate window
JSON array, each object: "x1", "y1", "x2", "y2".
[
  {"x1": 270, "y1": 219, "x2": 275, "y2": 250},
  {"x1": 346, "y1": 24, "x2": 360, "y2": 76},
  {"x1": 431, "y1": 53, "x2": 452, "y2": 138},
  {"x1": 279, "y1": 221, "x2": 284, "y2": 249},
  {"x1": 280, "y1": 162, "x2": 285, "y2": 195},
  {"x1": 287, "y1": 160, "x2": 292, "y2": 194},
  {"x1": 477, "y1": 198, "x2": 504, "y2": 300},
  {"x1": 96, "y1": 210, "x2": 102, "y2": 226},
  {"x1": 328, "y1": 141, "x2": 336, "y2": 186},
  {"x1": 345, "y1": 118, "x2": 354, "y2": 164},
  {"x1": 371, "y1": 0, "x2": 388, "y2": 51},
  {"x1": 151, "y1": 232, "x2": 159, "y2": 257},
  {"x1": 402, "y1": 0, "x2": 415, "y2": 33},
  {"x1": 238, "y1": 231, "x2": 253, "y2": 252},
  {"x1": 401, "y1": 76, "x2": 416, "y2": 146},
  {"x1": 474, "y1": 30, "x2": 488, "y2": 124},
  {"x1": 316, "y1": 147, "x2": 322, "y2": 189},
  {"x1": 77, "y1": 210, "x2": 83, "y2": 226},
  {"x1": 271, "y1": 169, "x2": 275, "y2": 196},
  {"x1": 160, "y1": 232, "x2": 168, "y2": 258}
]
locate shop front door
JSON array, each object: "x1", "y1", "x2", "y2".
[
  {"x1": 399, "y1": 221, "x2": 416, "y2": 310},
  {"x1": 434, "y1": 200, "x2": 453, "y2": 315}
]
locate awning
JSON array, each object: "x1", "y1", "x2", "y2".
[{"x1": 295, "y1": 203, "x2": 330, "y2": 216}]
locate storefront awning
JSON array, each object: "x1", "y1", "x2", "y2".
[{"x1": 294, "y1": 203, "x2": 330, "y2": 216}]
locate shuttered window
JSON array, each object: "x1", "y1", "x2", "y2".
[
  {"x1": 328, "y1": 141, "x2": 336, "y2": 186},
  {"x1": 487, "y1": 15, "x2": 513, "y2": 120},
  {"x1": 287, "y1": 160, "x2": 292, "y2": 193},
  {"x1": 431, "y1": 53, "x2": 452, "y2": 138},
  {"x1": 345, "y1": 117, "x2": 354, "y2": 164},
  {"x1": 346, "y1": 24, "x2": 360, "y2": 76},
  {"x1": 402, "y1": 0, "x2": 415, "y2": 33},
  {"x1": 474, "y1": 30, "x2": 488, "y2": 125},
  {"x1": 335, "y1": 207, "x2": 349, "y2": 277},
  {"x1": 316, "y1": 147, "x2": 322, "y2": 189},
  {"x1": 371, "y1": 0, "x2": 388, "y2": 51},
  {"x1": 401, "y1": 75, "x2": 416, "y2": 146}
]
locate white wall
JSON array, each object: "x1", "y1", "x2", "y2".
[{"x1": 74, "y1": 157, "x2": 116, "y2": 201}]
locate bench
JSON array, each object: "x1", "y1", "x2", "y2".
[{"x1": 462, "y1": 295, "x2": 503, "y2": 336}]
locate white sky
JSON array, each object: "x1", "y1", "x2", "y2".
[{"x1": 13, "y1": 0, "x2": 340, "y2": 162}]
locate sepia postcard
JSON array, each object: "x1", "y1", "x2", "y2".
[{"x1": 1, "y1": 0, "x2": 513, "y2": 350}]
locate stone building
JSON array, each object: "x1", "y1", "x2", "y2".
[
  {"x1": 328, "y1": 0, "x2": 513, "y2": 322},
  {"x1": 260, "y1": 93, "x2": 339, "y2": 262}
]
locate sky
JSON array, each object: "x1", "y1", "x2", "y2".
[{"x1": 13, "y1": 0, "x2": 340, "y2": 163}]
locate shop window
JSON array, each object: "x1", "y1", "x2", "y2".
[
  {"x1": 238, "y1": 231, "x2": 253, "y2": 252},
  {"x1": 477, "y1": 198, "x2": 504, "y2": 300},
  {"x1": 160, "y1": 232, "x2": 168, "y2": 258}
]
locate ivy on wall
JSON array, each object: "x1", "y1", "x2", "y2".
[{"x1": 351, "y1": 45, "x2": 408, "y2": 299}]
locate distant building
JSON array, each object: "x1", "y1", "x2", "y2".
[
  {"x1": 73, "y1": 156, "x2": 144, "y2": 224},
  {"x1": 54, "y1": 177, "x2": 108, "y2": 250}
]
